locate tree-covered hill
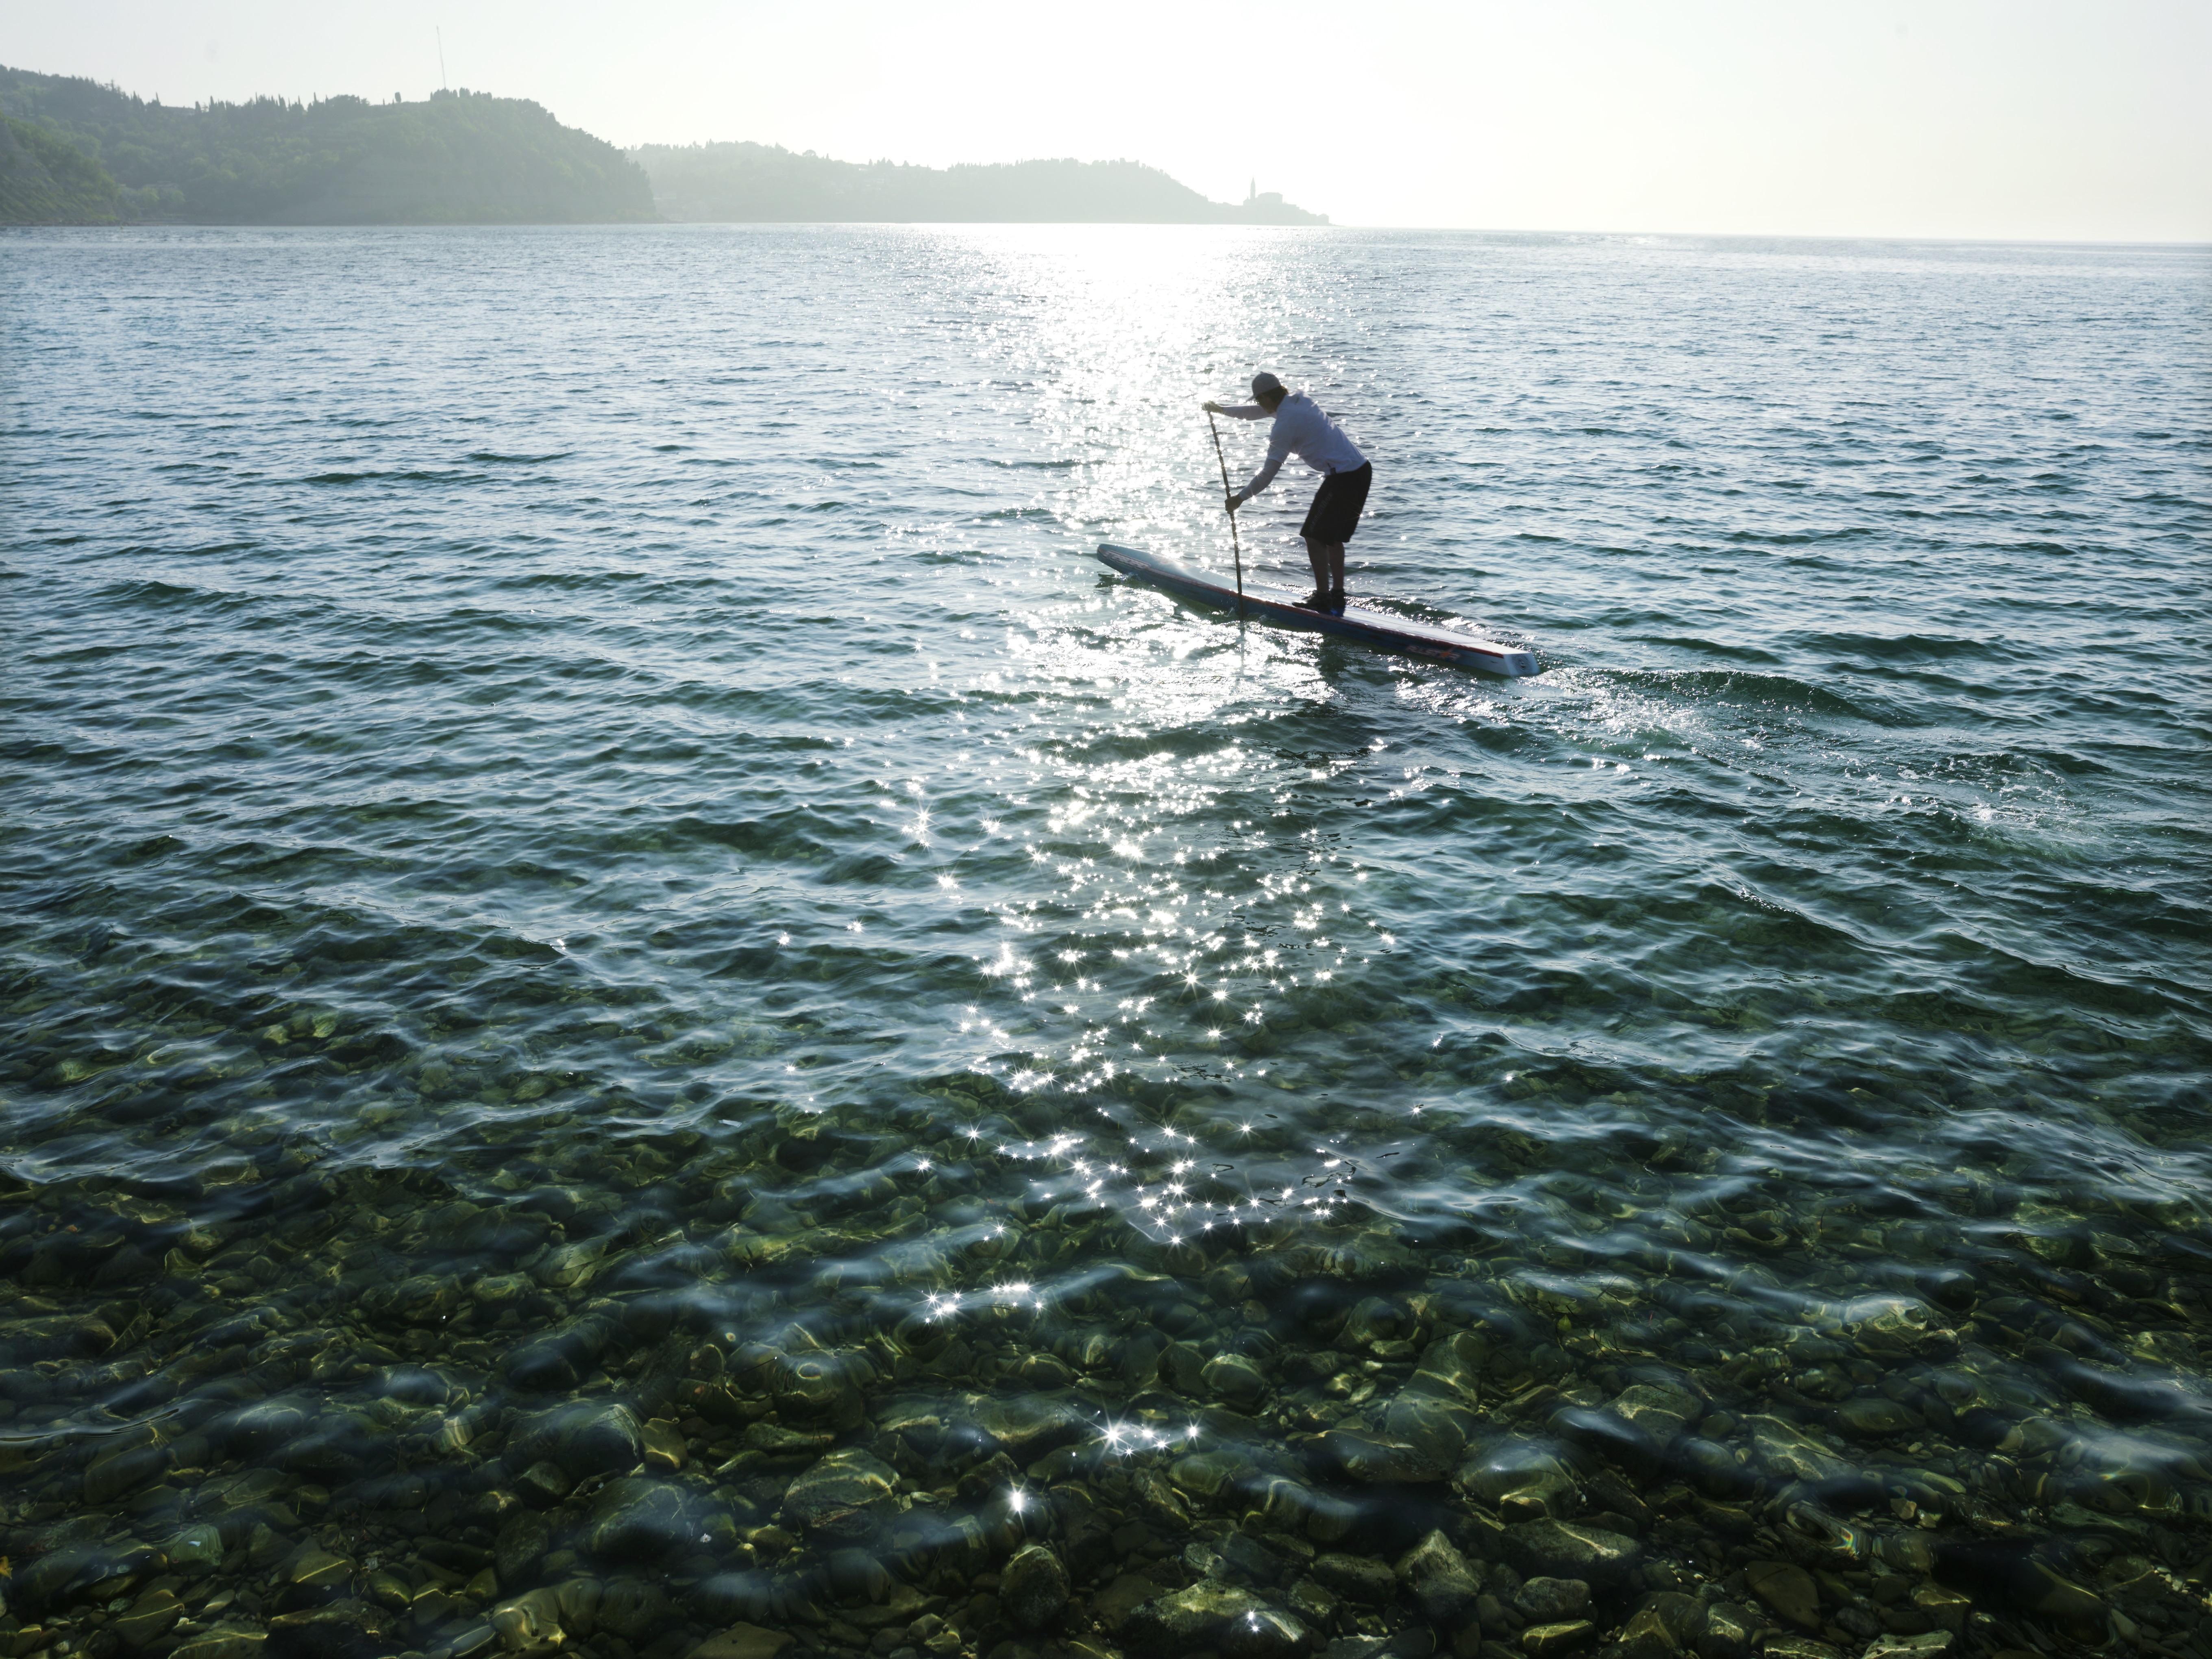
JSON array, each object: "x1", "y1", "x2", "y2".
[
  {"x1": 0, "y1": 66, "x2": 653, "y2": 224},
  {"x1": 0, "y1": 113, "x2": 124, "y2": 224},
  {"x1": 0, "y1": 62, "x2": 1328, "y2": 228},
  {"x1": 631, "y1": 142, "x2": 1329, "y2": 225}
]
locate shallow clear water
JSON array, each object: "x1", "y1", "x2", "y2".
[{"x1": 2, "y1": 225, "x2": 2209, "y2": 1659}]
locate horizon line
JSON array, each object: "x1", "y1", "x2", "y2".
[{"x1": 16, "y1": 221, "x2": 2204, "y2": 248}]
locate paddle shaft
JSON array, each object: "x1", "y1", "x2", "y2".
[{"x1": 1205, "y1": 411, "x2": 1244, "y2": 607}]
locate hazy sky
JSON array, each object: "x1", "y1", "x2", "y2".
[{"x1": 6, "y1": 0, "x2": 2206, "y2": 240}]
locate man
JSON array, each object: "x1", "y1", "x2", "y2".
[{"x1": 1204, "y1": 372, "x2": 1372, "y2": 613}]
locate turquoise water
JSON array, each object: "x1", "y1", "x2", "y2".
[{"x1": 2, "y1": 225, "x2": 2208, "y2": 1659}]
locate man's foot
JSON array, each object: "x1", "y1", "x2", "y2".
[
  {"x1": 1326, "y1": 588, "x2": 1348, "y2": 614},
  {"x1": 1296, "y1": 587, "x2": 1332, "y2": 611}
]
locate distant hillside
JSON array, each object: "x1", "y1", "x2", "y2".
[
  {"x1": 0, "y1": 113, "x2": 123, "y2": 223},
  {"x1": 0, "y1": 63, "x2": 1326, "y2": 229},
  {"x1": 0, "y1": 65, "x2": 653, "y2": 224},
  {"x1": 631, "y1": 142, "x2": 1329, "y2": 225}
]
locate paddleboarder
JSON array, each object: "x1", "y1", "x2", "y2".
[{"x1": 1204, "y1": 372, "x2": 1371, "y2": 614}]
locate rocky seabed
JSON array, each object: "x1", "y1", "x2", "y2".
[{"x1": 3, "y1": 1078, "x2": 2210, "y2": 1659}]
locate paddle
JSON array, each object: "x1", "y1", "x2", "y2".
[{"x1": 1205, "y1": 411, "x2": 1244, "y2": 612}]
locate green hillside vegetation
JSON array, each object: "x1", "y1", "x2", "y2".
[
  {"x1": 0, "y1": 65, "x2": 653, "y2": 224},
  {"x1": 632, "y1": 142, "x2": 1329, "y2": 225},
  {"x1": 0, "y1": 113, "x2": 124, "y2": 223}
]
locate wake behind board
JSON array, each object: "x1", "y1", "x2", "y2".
[{"x1": 1097, "y1": 543, "x2": 1539, "y2": 678}]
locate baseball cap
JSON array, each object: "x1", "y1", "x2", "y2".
[{"x1": 1251, "y1": 372, "x2": 1286, "y2": 398}]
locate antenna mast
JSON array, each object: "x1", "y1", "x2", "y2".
[{"x1": 437, "y1": 28, "x2": 448, "y2": 92}]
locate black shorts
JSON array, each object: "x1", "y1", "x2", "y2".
[{"x1": 1300, "y1": 462, "x2": 1372, "y2": 542}]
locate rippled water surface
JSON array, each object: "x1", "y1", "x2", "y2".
[{"x1": 3, "y1": 226, "x2": 2210, "y2": 1659}]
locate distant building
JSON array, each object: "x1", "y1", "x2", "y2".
[{"x1": 1233, "y1": 177, "x2": 1317, "y2": 225}]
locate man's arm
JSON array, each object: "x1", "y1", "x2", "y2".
[
  {"x1": 1202, "y1": 401, "x2": 1270, "y2": 420},
  {"x1": 1234, "y1": 427, "x2": 1293, "y2": 505}
]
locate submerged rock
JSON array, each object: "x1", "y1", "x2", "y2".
[
  {"x1": 1384, "y1": 1391, "x2": 1475, "y2": 1465},
  {"x1": 515, "y1": 1400, "x2": 645, "y2": 1480},
  {"x1": 1311, "y1": 1554, "x2": 1397, "y2": 1606},
  {"x1": 517, "y1": 1459, "x2": 574, "y2": 1507},
  {"x1": 972, "y1": 1392, "x2": 1077, "y2": 1453},
  {"x1": 1461, "y1": 1444, "x2": 1581, "y2": 1519},
  {"x1": 1610, "y1": 1383, "x2": 1699, "y2": 1440},
  {"x1": 268, "y1": 1600, "x2": 390, "y2": 1659},
  {"x1": 690, "y1": 1626, "x2": 797, "y2": 1659},
  {"x1": 497, "y1": 1509, "x2": 552, "y2": 1583},
  {"x1": 1520, "y1": 1621, "x2": 1596, "y2": 1658},
  {"x1": 782, "y1": 1447, "x2": 900, "y2": 1535},
  {"x1": 1319, "y1": 1429, "x2": 1445, "y2": 1484},
  {"x1": 1171, "y1": 1450, "x2": 1244, "y2": 1498},
  {"x1": 1002, "y1": 1544, "x2": 1071, "y2": 1630},
  {"x1": 1204, "y1": 1352, "x2": 1270, "y2": 1410},
  {"x1": 165, "y1": 1524, "x2": 224, "y2": 1573},
  {"x1": 113, "y1": 1588, "x2": 184, "y2": 1649},
  {"x1": 599, "y1": 1576, "x2": 674, "y2": 1643},
  {"x1": 1514, "y1": 1577, "x2": 1590, "y2": 1622},
  {"x1": 1498, "y1": 1521, "x2": 1640, "y2": 1589},
  {"x1": 1743, "y1": 1561, "x2": 1819, "y2": 1631},
  {"x1": 588, "y1": 1477, "x2": 733, "y2": 1561},
  {"x1": 1862, "y1": 1636, "x2": 1953, "y2": 1659},
  {"x1": 1697, "y1": 1602, "x2": 1762, "y2": 1659},
  {"x1": 13, "y1": 1539, "x2": 158, "y2": 1617},
  {"x1": 1742, "y1": 1416, "x2": 1853, "y2": 1486},
  {"x1": 1833, "y1": 1396, "x2": 1916, "y2": 1439},
  {"x1": 170, "y1": 1635, "x2": 270, "y2": 1659},
  {"x1": 1341, "y1": 1297, "x2": 1406, "y2": 1350},
  {"x1": 1225, "y1": 1607, "x2": 1314, "y2": 1659},
  {"x1": 761, "y1": 1346, "x2": 872, "y2": 1431},
  {"x1": 1396, "y1": 1530, "x2": 1483, "y2": 1625},
  {"x1": 489, "y1": 1585, "x2": 567, "y2": 1652},
  {"x1": 1123, "y1": 1582, "x2": 1271, "y2": 1655},
  {"x1": 84, "y1": 1437, "x2": 172, "y2": 1503},
  {"x1": 1621, "y1": 1592, "x2": 1704, "y2": 1658}
]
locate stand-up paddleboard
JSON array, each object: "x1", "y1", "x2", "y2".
[{"x1": 1097, "y1": 543, "x2": 1540, "y2": 678}]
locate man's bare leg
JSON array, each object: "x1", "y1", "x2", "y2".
[{"x1": 1305, "y1": 538, "x2": 1346, "y2": 594}]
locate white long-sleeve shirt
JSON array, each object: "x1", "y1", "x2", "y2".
[{"x1": 1219, "y1": 391, "x2": 1367, "y2": 503}]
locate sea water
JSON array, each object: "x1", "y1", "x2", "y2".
[{"x1": 2, "y1": 224, "x2": 2208, "y2": 1655}]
